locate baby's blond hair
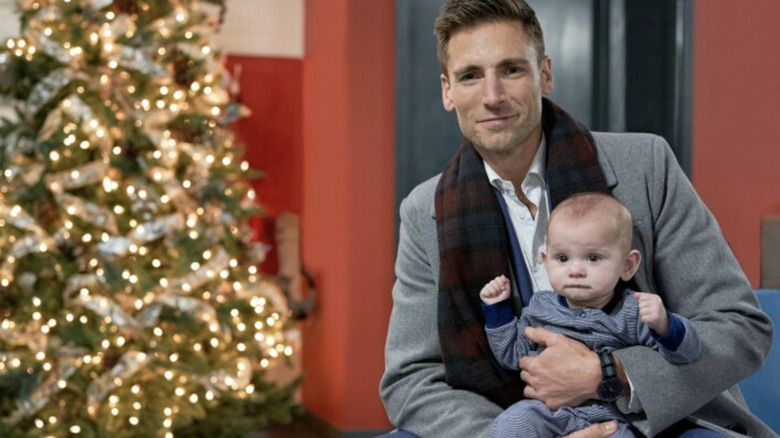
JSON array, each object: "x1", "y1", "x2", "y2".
[{"x1": 549, "y1": 192, "x2": 634, "y2": 253}]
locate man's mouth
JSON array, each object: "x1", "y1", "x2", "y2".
[{"x1": 479, "y1": 114, "x2": 517, "y2": 127}]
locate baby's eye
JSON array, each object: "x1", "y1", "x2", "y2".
[
  {"x1": 587, "y1": 254, "x2": 601, "y2": 262},
  {"x1": 555, "y1": 255, "x2": 568, "y2": 263}
]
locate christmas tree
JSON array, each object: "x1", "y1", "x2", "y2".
[{"x1": 0, "y1": 0, "x2": 300, "y2": 436}]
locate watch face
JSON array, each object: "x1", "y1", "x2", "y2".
[{"x1": 597, "y1": 377, "x2": 623, "y2": 402}]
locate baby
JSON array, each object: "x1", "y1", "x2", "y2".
[{"x1": 480, "y1": 192, "x2": 701, "y2": 437}]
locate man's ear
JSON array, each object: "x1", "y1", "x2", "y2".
[
  {"x1": 441, "y1": 73, "x2": 455, "y2": 112},
  {"x1": 621, "y1": 249, "x2": 641, "y2": 281},
  {"x1": 540, "y1": 56, "x2": 554, "y2": 95}
]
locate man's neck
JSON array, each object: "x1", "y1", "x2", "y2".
[
  {"x1": 480, "y1": 130, "x2": 543, "y2": 218},
  {"x1": 480, "y1": 132, "x2": 542, "y2": 191}
]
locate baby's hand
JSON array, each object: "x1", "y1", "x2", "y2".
[
  {"x1": 480, "y1": 275, "x2": 511, "y2": 305},
  {"x1": 635, "y1": 292, "x2": 669, "y2": 336}
]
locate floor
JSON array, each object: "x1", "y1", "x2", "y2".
[
  {"x1": 249, "y1": 413, "x2": 386, "y2": 438},
  {"x1": 250, "y1": 421, "x2": 330, "y2": 438}
]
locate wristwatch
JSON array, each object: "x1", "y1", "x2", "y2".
[{"x1": 596, "y1": 351, "x2": 623, "y2": 402}]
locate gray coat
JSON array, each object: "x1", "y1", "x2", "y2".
[{"x1": 380, "y1": 133, "x2": 776, "y2": 438}]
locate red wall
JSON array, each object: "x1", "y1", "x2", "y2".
[
  {"x1": 229, "y1": 1, "x2": 395, "y2": 430},
  {"x1": 301, "y1": 0, "x2": 395, "y2": 430},
  {"x1": 227, "y1": 56, "x2": 303, "y2": 274},
  {"x1": 692, "y1": 0, "x2": 780, "y2": 286}
]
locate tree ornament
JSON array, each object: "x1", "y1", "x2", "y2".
[
  {"x1": 173, "y1": 54, "x2": 197, "y2": 88},
  {"x1": 113, "y1": 0, "x2": 141, "y2": 16},
  {"x1": 32, "y1": 197, "x2": 60, "y2": 230}
]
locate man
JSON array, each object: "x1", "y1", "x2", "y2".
[{"x1": 379, "y1": 1, "x2": 776, "y2": 437}]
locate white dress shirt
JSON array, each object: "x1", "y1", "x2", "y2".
[{"x1": 484, "y1": 137, "x2": 552, "y2": 293}]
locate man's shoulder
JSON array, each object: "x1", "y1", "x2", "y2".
[
  {"x1": 591, "y1": 131, "x2": 664, "y2": 151},
  {"x1": 403, "y1": 173, "x2": 441, "y2": 207},
  {"x1": 397, "y1": 174, "x2": 441, "y2": 224},
  {"x1": 591, "y1": 131, "x2": 674, "y2": 172}
]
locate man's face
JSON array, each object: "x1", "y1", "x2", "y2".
[{"x1": 441, "y1": 20, "x2": 553, "y2": 158}]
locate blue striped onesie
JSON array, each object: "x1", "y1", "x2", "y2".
[{"x1": 482, "y1": 288, "x2": 702, "y2": 438}]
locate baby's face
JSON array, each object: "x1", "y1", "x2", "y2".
[{"x1": 543, "y1": 217, "x2": 629, "y2": 309}]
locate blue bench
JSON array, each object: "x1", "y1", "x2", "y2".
[{"x1": 740, "y1": 289, "x2": 780, "y2": 435}]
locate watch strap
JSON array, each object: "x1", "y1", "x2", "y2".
[{"x1": 598, "y1": 351, "x2": 618, "y2": 378}]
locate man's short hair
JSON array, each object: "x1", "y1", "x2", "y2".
[
  {"x1": 549, "y1": 192, "x2": 635, "y2": 253},
  {"x1": 434, "y1": 0, "x2": 546, "y2": 74}
]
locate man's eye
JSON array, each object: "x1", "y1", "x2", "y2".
[
  {"x1": 459, "y1": 73, "x2": 477, "y2": 82},
  {"x1": 505, "y1": 66, "x2": 523, "y2": 75}
]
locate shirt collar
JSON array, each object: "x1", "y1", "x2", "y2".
[
  {"x1": 557, "y1": 288, "x2": 626, "y2": 314},
  {"x1": 484, "y1": 135, "x2": 547, "y2": 192}
]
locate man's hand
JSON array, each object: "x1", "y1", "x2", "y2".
[
  {"x1": 519, "y1": 327, "x2": 601, "y2": 409},
  {"x1": 480, "y1": 275, "x2": 511, "y2": 305},
  {"x1": 562, "y1": 422, "x2": 618, "y2": 438},
  {"x1": 635, "y1": 292, "x2": 669, "y2": 336}
]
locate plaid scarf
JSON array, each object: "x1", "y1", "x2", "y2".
[{"x1": 434, "y1": 98, "x2": 609, "y2": 408}]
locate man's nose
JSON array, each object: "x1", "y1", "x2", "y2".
[{"x1": 482, "y1": 73, "x2": 506, "y2": 107}]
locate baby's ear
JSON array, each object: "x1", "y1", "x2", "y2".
[{"x1": 621, "y1": 249, "x2": 642, "y2": 281}]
